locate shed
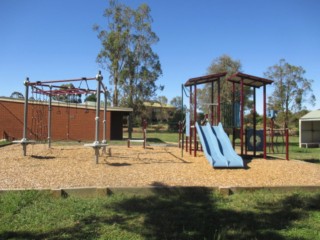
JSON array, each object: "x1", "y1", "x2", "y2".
[
  {"x1": 299, "y1": 110, "x2": 320, "y2": 148},
  {"x1": 0, "y1": 97, "x2": 132, "y2": 141}
]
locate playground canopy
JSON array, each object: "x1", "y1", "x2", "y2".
[{"x1": 299, "y1": 110, "x2": 320, "y2": 148}]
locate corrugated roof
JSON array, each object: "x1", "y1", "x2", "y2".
[
  {"x1": 143, "y1": 102, "x2": 175, "y2": 109},
  {"x1": 184, "y1": 72, "x2": 227, "y2": 86},
  {"x1": 300, "y1": 110, "x2": 320, "y2": 120},
  {"x1": 227, "y1": 72, "x2": 273, "y2": 88}
]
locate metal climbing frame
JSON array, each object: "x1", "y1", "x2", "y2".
[
  {"x1": 14, "y1": 71, "x2": 108, "y2": 163},
  {"x1": 184, "y1": 72, "x2": 274, "y2": 159}
]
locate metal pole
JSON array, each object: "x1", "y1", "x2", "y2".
[
  {"x1": 232, "y1": 82, "x2": 236, "y2": 148},
  {"x1": 48, "y1": 85, "x2": 52, "y2": 148},
  {"x1": 102, "y1": 90, "x2": 107, "y2": 143},
  {"x1": 211, "y1": 81, "x2": 214, "y2": 125},
  {"x1": 217, "y1": 78, "x2": 221, "y2": 123},
  {"x1": 95, "y1": 72, "x2": 102, "y2": 144},
  {"x1": 286, "y1": 128, "x2": 289, "y2": 160},
  {"x1": 263, "y1": 84, "x2": 267, "y2": 159},
  {"x1": 189, "y1": 86, "x2": 192, "y2": 155},
  {"x1": 94, "y1": 71, "x2": 103, "y2": 164},
  {"x1": 22, "y1": 78, "x2": 30, "y2": 156},
  {"x1": 181, "y1": 85, "x2": 184, "y2": 157},
  {"x1": 253, "y1": 87, "x2": 256, "y2": 156},
  {"x1": 194, "y1": 84, "x2": 197, "y2": 157},
  {"x1": 240, "y1": 78, "x2": 244, "y2": 156}
]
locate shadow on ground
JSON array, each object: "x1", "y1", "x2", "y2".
[{"x1": 1, "y1": 185, "x2": 320, "y2": 240}]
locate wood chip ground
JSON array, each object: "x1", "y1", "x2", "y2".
[{"x1": 0, "y1": 144, "x2": 319, "y2": 190}]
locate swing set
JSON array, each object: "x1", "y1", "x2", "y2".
[{"x1": 13, "y1": 71, "x2": 108, "y2": 163}]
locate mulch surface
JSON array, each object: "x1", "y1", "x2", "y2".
[{"x1": 1, "y1": 144, "x2": 319, "y2": 190}]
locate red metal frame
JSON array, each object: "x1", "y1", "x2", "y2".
[{"x1": 184, "y1": 72, "x2": 273, "y2": 159}]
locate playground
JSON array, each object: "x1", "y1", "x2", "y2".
[
  {"x1": 1, "y1": 143, "x2": 320, "y2": 190},
  {"x1": 1, "y1": 71, "x2": 320, "y2": 191}
]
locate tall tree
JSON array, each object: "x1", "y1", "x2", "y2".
[
  {"x1": 264, "y1": 59, "x2": 315, "y2": 127},
  {"x1": 94, "y1": 0, "x2": 131, "y2": 106},
  {"x1": 197, "y1": 54, "x2": 243, "y2": 113},
  {"x1": 170, "y1": 96, "x2": 182, "y2": 109},
  {"x1": 157, "y1": 96, "x2": 168, "y2": 105},
  {"x1": 94, "y1": 0, "x2": 162, "y2": 111}
]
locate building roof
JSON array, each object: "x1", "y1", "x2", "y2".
[
  {"x1": 143, "y1": 101, "x2": 176, "y2": 109},
  {"x1": 0, "y1": 97, "x2": 133, "y2": 112},
  {"x1": 300, "y1": 110, "x2": 320, "y2": 121}
]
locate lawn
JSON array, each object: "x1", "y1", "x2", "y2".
[
  {"x1": 0, "y1": 140, "x2": 11, "y2": 147},
  {"x1": 288, "y1": 137, "x2": 320, "y2": 163},
  {"x1": 0, "y1": 189, "x2": 319, "y2": 239},
  {"x1": 123, "y1": 131, "x2": 320, "y2": 162}
]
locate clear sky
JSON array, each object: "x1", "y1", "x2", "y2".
[{"x1": 1, "y1": 0, "x2": 319, "y2": 113}]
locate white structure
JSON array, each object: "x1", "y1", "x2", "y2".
[{"x1": 299, "y1": 110, "x2": 320, "y2": 148}]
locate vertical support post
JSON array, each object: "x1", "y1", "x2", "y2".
[
  {"x1": 102, "y1": 90, "x2": 107, "y2": 143},
  {"x1": 217, "y1": 78, "x2": 221, "y2": 123},
  {"x1": 253, "y1": 87, "x2": 256, "y2": 156},
  {"x1": 22, "y1": 78, "x2": 30, "y2": 156},
  {"x1": 299, "y1": 119, "x2": 302, "y2": 148},
  {"x1": 189, "y1": 86, "x2": 192, "y2": 155},
  {"x1": 263, "y1": 84, "x2": 267, "y2": 159},
  {"x1": 240, "y1": 78, "x2": 244, "y2": 156},
  {"x1": 194, "y1": 84, "x2": 197, "y2": 157},
  {"x1": 95, "y1": 71, "x2": 102, "y2": 144},
  {"x1": 232, "y1": 82, "x2": 236, "y2": 148},
  {"x1": 48, "y1": 85, "x2": 52, "y2": 148},
  {"x1": 211, "y1": 81, "x2": 214, "y2": 125},
  {"x1": 143, "y1": 119, "x2": 147, "y2": 149},
  {"x1": 285, "y1": 128, "x2": 289, "y2": 160},
  {"x1": 181, "y1": 84, "x2": 184, "y2": 157},
  {"x1": 94, "y1": 71, "x2": 103, "y2": 164},
  {"x1": 178, "y1": 121, "x2": 181, "y2": 148}
]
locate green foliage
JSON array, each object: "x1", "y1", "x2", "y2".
[
  {"x1": 52, "y1": 83, "x2": 82, "y2": 103},
  {"x1": 170, "y1": 96, "x2": 182, "y2": 109},
  {"x1": 94, "y1": 0, "x2": 162, "y2": 110},
  {"x1": 1, "y1": 190, "x2": 320, "y2": 239},
  {"x1": 168, "y1": 109, "x2": 183, "y2": 132},
  {"x1": 84, "y1": 93, "x2": 97, "y2": 102},
  {"x1": 198, "y1": 54, "x2": 252, "y2": 114},
  {"x1": 264, "y1": 59, "x2": 315, "y2": 127}
]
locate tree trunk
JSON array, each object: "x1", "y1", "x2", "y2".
[{"x1": 113, "y1": 76, "x2": 119, "y2": 107}]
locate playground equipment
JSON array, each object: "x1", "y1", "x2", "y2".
[
  {"x1": 266, "y1": 110, "x2": 289, "y2": 160},
  {"x1": 127, "y1": 119, "x2": 147, "y2": 148},
  {"x1": 196, "y1": 122, "x2": 243, "y2": 167},
  {"x1": 13, "y1": 71, "x2": 108, "y2": 164},
  {"x1": 180, "y1": 72, "x2": 274, "y2": 167}
]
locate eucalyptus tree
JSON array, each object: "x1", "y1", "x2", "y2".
[
  {"x1": 94, "y1": 0, "x2": 131, "y2": 106},
  {"x1": 197, "y1": 54, "x2": 243, "y2": 114},
  {"x1": 94, "y1": 0, "x2": 162, "y2": 110},
  {"x1": 264, "y1": 59, "x2": 315, "y2": 127}
]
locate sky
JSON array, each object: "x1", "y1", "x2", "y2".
[{"x1": 1, "y1": 0, "x2": 319, "y2": 114}]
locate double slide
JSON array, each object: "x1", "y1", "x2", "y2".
[{"x1": 195, "y1": 122, "x2": 244, "y2": 168}]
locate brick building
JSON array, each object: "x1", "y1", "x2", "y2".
[{"x1": 0, "y1": 97, "x2": 132, "y2": 141}]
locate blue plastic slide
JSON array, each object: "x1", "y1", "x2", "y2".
[
  {"x1": 212, "y1": 123, "x2": 244, "y2": 167},
  {"x1": 195, "y1": 122, "x2": 244, "y2": 168},
  {"x1": 195, "y1": 122, "x2": 228, "y2": 167}
]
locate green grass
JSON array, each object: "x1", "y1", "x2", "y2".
[
  {"x1": 288, "y1": 136, "x2": 320, "y2": 163},
  {"x1": 0, "y1": 189, "x2": 320, "y2": 239},
  {"x1": 122, "y1": 131, "x2": 179, "y2": 144},
  {"x1": 0, "y1": 140, "x2": 11, "y2": 147}
]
